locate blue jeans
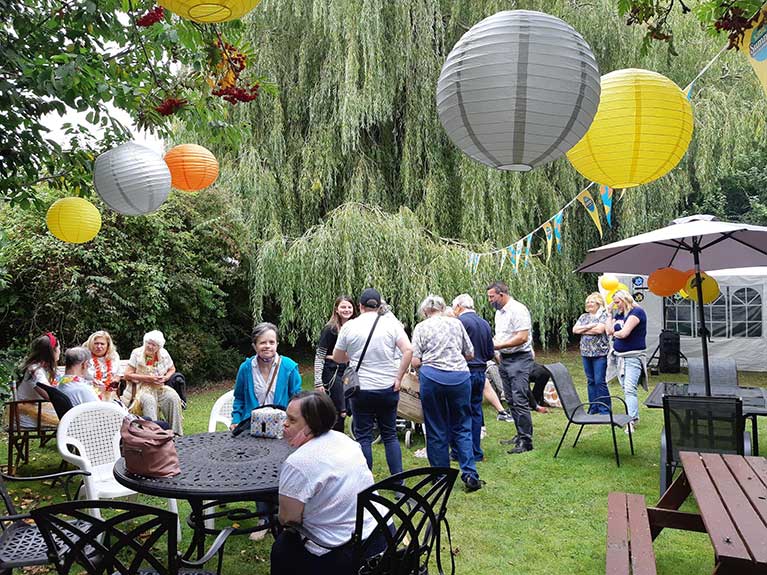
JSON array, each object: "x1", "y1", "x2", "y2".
[
  {"x1": 350, "y1": 388, "x2": 403, "y2": 477},
  {"x1": 420, "y1": 372, "x2": 478, "y2": 481},
  {"x1": 450, "y1": 370, "x2": 485, "y2": 462},
  {"x1": 619, "y1": 356, "x2": 642, "y2": 420},
  {"x1": 582, "y1": 355, "x2": 611, "y2": 415}
]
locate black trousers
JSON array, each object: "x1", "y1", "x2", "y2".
[
  {"x1": 529, "y1": 363, "x2": 551, "y2": 406},
  {"x1": 499, "y1": 351, "x2": 534, "y2": 447},
  {"x1": 322, "y1": 366, "x2": 346, "y2": 433}
]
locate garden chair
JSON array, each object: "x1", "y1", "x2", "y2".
[
  {"x1": 56, "y1": 402, "x2": 178, "y2": 522},
  {"x1": 0, "y1": 469, "x2": 89, "y2": 573},
  {"x1": 207, "y1": 390, "x2": 234, "y2": 432},
  {"x1": 31, "y1": 499, "x2": 232, "y2": 575},
  {"x1": 659, "y1": 395, "x2": 750, "y2": 495},
  {"x1": 288, "y1": 467, "x2": 459, "y2": 575},
  {"x1": 545, "y1": 363, "x2": 634, "y2": 467},
  {"x1": 3, "y1": 381, "x2": 57, "y2": 475},
  {"x1": 687, "y1": 358, "x2": 738, "y2": 393},
  {"x1": 35, "y1": 383, "x2": 74, "y2": 420}
]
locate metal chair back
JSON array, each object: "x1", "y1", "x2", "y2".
[
  {"x1": 36, "y1": 383, "x2": 74, "y2": 420},
  {"x1": 545, "y1": 363, "x2": 584, "y2": 421},
  {"x1": 208, "y1": 390, "x2": 234, "y2": 432},
  {"x1": 688, "y1": 358, "x2": 738, "y2": 393},
  {"x1": 353, "y1": 467, "x2": 458, "y2": 575}
]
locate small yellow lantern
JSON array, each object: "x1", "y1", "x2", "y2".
[
  {"x1": 566, "y1": 69, "x2": 694, "y2": 189},
  {"x1": 164, "y1": 144, "x2": 219, "y2": 192},
  {"x1": 157, "y1": 0, "x2": 261, "y2": 22},
  {"x1": 46, "y1": 198, "x2": 102, "y2": 244}
]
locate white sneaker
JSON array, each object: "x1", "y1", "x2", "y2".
[
  {"x1": 624, "y1": 421, "x2": 635, "y2": 435},
  {"x1": 496, "y1": 410, "x2": 515, "y2": 423},
  {"x1": 413, "y1": 447, "x2": 428, "y2": 459},
  {"x1": 480, "y1": 426, "x2": 487, "y2": 439}
]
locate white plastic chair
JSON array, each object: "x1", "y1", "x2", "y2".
[
  {"x1": 57, "y1": 402, "x2": 179, "y2": 525},
  {"x1": 208, "y1": 390, "x2": 234, "y2": 432}
]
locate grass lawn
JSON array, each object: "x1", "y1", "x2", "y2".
[{"x1": 5, "y1": 349, "x2": 764, "y2": 574}]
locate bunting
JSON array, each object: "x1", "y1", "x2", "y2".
[
  {"x1": 507, "y1": 245, "x2": 517, "y2": 271},
  {"x1": 514, "y1": 239, "x2": 524, "y2": 273},
  {"x1": 499, "y1": 249, "x2": 507, "y2": 271},
  {"x1": 553, "y1": 211, "x2": 564, "y2": 253},
  {"x1": 524, "y1": 233, "x2": 533, "y2": 267},
  {"x1": 599, "y1": 184, "x2": 613, "y2": 227},
  {"x1": 542, "y1": 220, "x2": 554, "y2": 261},
  {"x1": 577, "y1": 189, "x2": 603, "y2": 237}
]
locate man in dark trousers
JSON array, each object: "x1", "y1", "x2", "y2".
[
  {"x1": 487, "y1": 281, "x2": 535, "y2": 454},
  {"x1": 451, "y1": 294, "x2": 507, "y2": 461}
]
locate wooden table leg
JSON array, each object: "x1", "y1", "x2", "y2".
[{"x1": 648, "y1": 470, "x2": 693, "y2": 540}]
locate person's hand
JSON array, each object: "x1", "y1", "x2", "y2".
[
  {"x1": 230, "y1": 423, "x2": 237, "y2": 431},
  {"x1": 393, "y1": 377, "x2": 402, "y2": 392}
]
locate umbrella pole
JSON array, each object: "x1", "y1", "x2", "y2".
[{"x1": 692, "y1": 244, "x2": 712, "y2": 395}]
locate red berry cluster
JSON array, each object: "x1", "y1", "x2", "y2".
[
  {"x1": 136, "y1": 5, "x2": 165, "y2": 26},
  {"x1": 714, "y1": 8, "x2": 753, "y2": 48},
  {"x1": 212, "y1": 83, "x2": 260, "y2": 104},
  {"x1": 155, "y1": 97, "x2": 188, "y2": 116}
]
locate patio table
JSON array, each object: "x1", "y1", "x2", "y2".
[
  {"x1": 647, "y1": 451, "x2": 767, "y2": 575},
  {"x1": 644, "y1": 381, "x2": 767, "y2": 453},
  {"x1": 114, "y1": 432, "x2": 294, "y2": 557}
]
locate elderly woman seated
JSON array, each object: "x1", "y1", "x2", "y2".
[{"x1": 123, "y1": 330, "x2": 184, "y2": 435}]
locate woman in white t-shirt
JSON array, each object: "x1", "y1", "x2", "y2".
[
  {"x1": 271, "y1": 391, "x2": 388, "y2": 575},
  {"x1": 16, "y1": 332, "x2": 60, "y2": 427}
]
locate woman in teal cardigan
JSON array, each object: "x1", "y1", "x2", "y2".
[{"x1": 231, "y1": 322, "x2": 303, "y2": 427}]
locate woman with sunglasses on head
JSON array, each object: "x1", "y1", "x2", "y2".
[
  {"x1": 313, "y1": 296, "x2": 357, "y2": 432},
  {"x1": 17, "y1": 332, "x2": 60, "y2": 426}
]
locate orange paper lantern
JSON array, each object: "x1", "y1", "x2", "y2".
[
  {"x1": 164, "y1": 144, "x2": 219, "y2": 191},
  {"x1": 648, "y1": 267, "x2": 688, "y2": 297}
]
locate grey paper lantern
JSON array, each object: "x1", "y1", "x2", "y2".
[
  {"x1": 437, "y1": 10, "x2": 601, "y2": 171},
  {"x1": 93, "y1": 142, "x2": 171, "y2": 215}
]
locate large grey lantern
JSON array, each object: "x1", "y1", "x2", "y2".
[
  {"x1": 437, "y1": 10, "x2": 601, "y2": 171},
  {"x1": 93, "y1": 142, "x2": 171, "y2": 215}
]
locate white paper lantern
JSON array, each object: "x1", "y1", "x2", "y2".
[
  {"x1": 437, "y1": 10, "x2": 601, "y2": 171},
  {"x1": 93, "y1": 142, "x2": 171, "y2": 215}
]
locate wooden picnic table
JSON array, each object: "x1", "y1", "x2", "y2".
[{"x1": 647, "y1": 451, "x2": 767, "y2": 574}]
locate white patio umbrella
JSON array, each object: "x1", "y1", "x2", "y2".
[{"x1": 577, "y1": 214, "x2": 767, "y2": 394}]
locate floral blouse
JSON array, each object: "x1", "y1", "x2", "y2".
[{"x1": 575, "y1": 310, "x2": 610, "y2": 357}]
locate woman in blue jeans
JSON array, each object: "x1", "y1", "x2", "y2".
[
  {"x1": 411, "y1": 295, "x2": 481, "y2": 492},
  {"x1": 607, "y1": 290, "x2": 647, "y2": 433},
  {"x1": 573, "y1": 292, "x2": 611, "y2": 414}
]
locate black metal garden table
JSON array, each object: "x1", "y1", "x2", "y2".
[{"x1": 114, "y1": 432, "x2": 294, "y2": 558}]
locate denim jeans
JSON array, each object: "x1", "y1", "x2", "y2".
[
  {"x1": 582, "y1": 355, "x2": 611, "y2": 415},
  {"x1": 350, "y1": 388, "x2": 402, "y2": 477},
  {"x1": 449, "y1": 369, "x2": 485, "y2": 462},
  {"x1": 619, "y1": 356, "x2": 642, "y2": 420},
  {"x1": 420, "y1": 371, "x2": 478, "y2": 481}
]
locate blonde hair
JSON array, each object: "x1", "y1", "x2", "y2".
[
  {"x1": 586, "y1": 292, "x2": 605, "y2": 309},
  {"x1": 612, "y1": 290, "x2": 637, "y2": 310},
  {"x1": 84, "y1": 330, "x2": 120, "y2": 362}
]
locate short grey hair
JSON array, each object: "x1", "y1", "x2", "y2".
[
  {"x1": 418, "y1": 294, "x2": 446, "y2": 318},
  {"x1": 252, "y1": 322, "x2": 279, "y2": 343},
  {"x1": 64, "y1": 347, "x2": 91, "y2": 369},
  {"x1": 452, "y1": 294, "x2": 475, "y2": 309}
]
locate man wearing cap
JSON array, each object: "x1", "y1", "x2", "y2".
[
  {"x1": 332, "y1": 288, "x2": 413, "y2": 478},
  {"x1": 487, "y1": 281, "x2": 535, "y2": 454}
]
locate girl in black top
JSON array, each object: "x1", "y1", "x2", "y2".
[{"x1": 314, "y1": 295, "x2": 357, "y2": 432}]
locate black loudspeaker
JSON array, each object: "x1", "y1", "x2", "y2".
[{"x1": 658, "y1": 330, "x2": 681, "y2": 373}]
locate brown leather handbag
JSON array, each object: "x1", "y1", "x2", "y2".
[{"x1": 120, "y1": 417, "x2": 181, "y2": 477}]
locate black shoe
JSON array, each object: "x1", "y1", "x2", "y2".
[
  {"x1": 499, "y1": 435, "x2": 519, "y2": 446},
  {"x1": 507, "y1": 444, "x2": 533, "y2": 455},
  {"x1": 462, "y1": 475, "x2": 483, "y2": 492}
]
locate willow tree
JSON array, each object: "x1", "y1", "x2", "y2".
[{"x1": 177, "y1": 0, "x2": 767, "y2": 344}]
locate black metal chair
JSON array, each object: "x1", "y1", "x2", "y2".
[
  {"x1": 687, "y1": 358, "x2": 739, "y2": 392},
  {"x1": 0, "y1": 469, "x2": 89, "y2": 574},
  {"x1": 35, "y1": 383, "x2": 74, "y2": 420},
  {"x1": 660, "y1": 395, "x2": 751, "y2": 495},
  {"x1": 287, "y1": 466, "x2": 459, "y2": 575},
  {"x1": 31, "y1": 500, "x2": 232, "y2": 575},
  {"x1": 545, "y1": 363, "x2": 635, "y2": 467}
]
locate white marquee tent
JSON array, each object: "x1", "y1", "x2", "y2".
[{"x1": 616, "y1": 268, "x2": 767, "y2": 372}]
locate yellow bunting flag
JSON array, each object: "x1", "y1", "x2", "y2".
[
  {"x1": 542, "y1": 221, "x2": 554, "y2": 261},
  {"x1": 576, "y1": 189, "x2": 603, "y2": 238},
  {"x1": 739, "y1": 3, "x2": 767, "y2": 99}
]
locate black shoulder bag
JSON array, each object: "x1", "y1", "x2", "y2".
[{"x1": 341, "y1": 314, "x2": 382, "y2": 399}]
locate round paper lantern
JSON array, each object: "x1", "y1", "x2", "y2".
[
  {"x1": 685, "y1": 272, "x2": 720, "y2": 304},
  {"x1": 157, "y1": 0, "x2": 260, "y2": 22},
  {"x1": 648, "y1": 267, "x2": 688, "y2": 297},
  {"x1": 46, "y1": 197, "x2": 102, "y2": 243},
  {"x1": 566, "y1": 69, "x2": 693, "y2": 188},
  {"x1": 436, "y1": 10, "x2": 601, "y2": 171},
  {"x1": 94, "y1": 142, "x2": 171, "y2": 216},
  {"x1": 600, "y1": 274, "x2": 619, "y2": 291},
  {"x1": 164, "y1": 144, "x2": 219, "y2": 191}
]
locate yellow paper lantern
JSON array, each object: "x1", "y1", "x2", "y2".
[
  {"x1": 46, "y1": 198, "x2": 102, "y2": 244},
  {"x1": 566, "y1": 69, "x2": 694, "y2": 189},
  {"x1": 164, "y1": 144, "x2": 219, "y2": 192},
  {"x1": 158, "y1": 0, "x2": 260, "y2": 22},
  {"x1": 684, "y1": 272, "x2": 720, "y2": 304}
]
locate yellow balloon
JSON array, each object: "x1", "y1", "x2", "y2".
[
  {"x1": 158, "y1": 0, "x2": 261, "y2": 22},
  {"x1": 616, "y1": 283, "x2": 629, "y2": 294},
  {"x1": 566, "y1": 69, "x2": 694, "y2": 189},
  {"x1": 684, "y1": 272, "x2": 720, "y2": 304},
  {"x1": 46, "y1": 197, "x2": 101, "y2": 244},
  {"x1": 605, "y1": 288, "x2": 617, "y2": 305},
  {"x1": 600, "y1": 274, "x2": 619, "y2": 291}
]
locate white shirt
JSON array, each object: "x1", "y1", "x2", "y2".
[
  {"x1": 494, "y1": 297, "x2": 533, "y2": 354},
  {"x1": 85, "y1": 355, "x2": 123, "y2": 387},
  {"x1": 279, "y1": 431, "x2": 378, "y2": 555},
  {"x1": 128, "y1": 347, "x2": 174, "y2": 376},
  {"x1": 17, "y1": 364, "x2": 50, "y2": 401},
  {"x1": 335, "y1": 311, "x2": 407, "y2": 390},
  {"x1": 251, "y1": 355, "x2": 279, "y2": 405}
]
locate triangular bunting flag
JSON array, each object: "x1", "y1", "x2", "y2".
[
  {"x1": 542, "y1": 221, "x2": 554, "y2": 262},
  {"x1": 577, "y1": 189, "x2": 603, "y2": 238},
  {"x1": 599, "y1": 184, "x2": 613, "y2": 227},
  {"x1": 499, "y1": 250, "x2": 507, "y2": 271},
  {"x1": 524, "y1": 234, "x2": 532, "y2": 267},
  {"x1": 514, "y1": 239, "x2": 524, "y2": 273},
  {"x1": 553, "y1": 211, "x2": 564, "y2": 253}
]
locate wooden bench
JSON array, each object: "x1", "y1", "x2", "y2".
[{"x1": 606, "y1": 492, "x2": 657, "y2": 575}]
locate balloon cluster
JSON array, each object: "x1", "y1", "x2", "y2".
[
  {"x1": 597, "y1": 274, "x2": 629, "y2": 305},
  {"x1": 647, "y1": 267, "x2": 719, "y2": 303}
]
